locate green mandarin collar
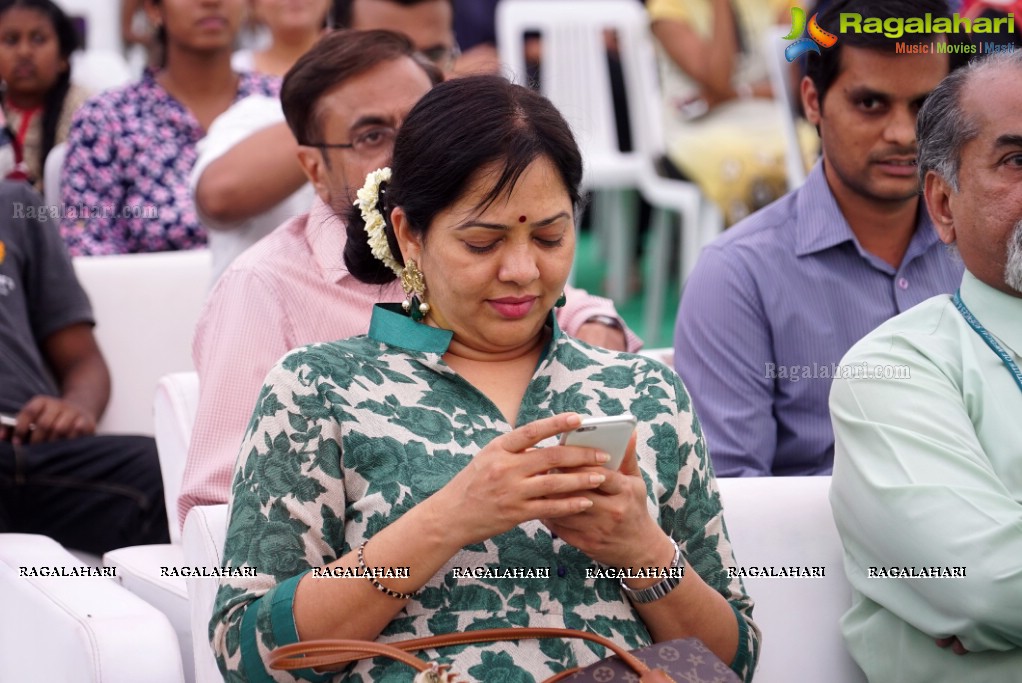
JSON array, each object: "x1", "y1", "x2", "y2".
[
  {"x1": 367, "y1": 303, "x2": 563, "y2": 356},
  {"x1": 369, "y1": 304, "x2": 453, "y2": 353}
]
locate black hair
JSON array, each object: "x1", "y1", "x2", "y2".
[
  {"x1": 805, "y1": 0, "x2": 966, "y2": 108},
  {"x1": 281, "y1": 29, "x2": 441, "y2": 146},
  {"x1": 0, "y1": 0, "x2": 78, "y2": 175},
  {"x1": 343, "y1": 74, "x2": 583, "y2": 285},
  {"x1": 331, "y1": 0, "x2": 453, "y2": 30}
]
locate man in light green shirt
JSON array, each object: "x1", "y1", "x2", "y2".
[{"x1": 829, "y1": 50, "x2": 1022, "y2": 682}]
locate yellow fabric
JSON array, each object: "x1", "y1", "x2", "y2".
[
  {"x1": 647, "y1": 0, "x2": 814, "y2": 224},
  {"x1": 648, "y1": 0, "x2": 793, "y2": 37}
]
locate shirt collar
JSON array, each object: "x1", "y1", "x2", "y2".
[
  {"x1": 367, "y1": 304, "x2": 564, "y2": 356},
  {"x1": 793, "y1": 160, "x2": 940, "y2": 264},
  {"x1": 959, "y1": 269, "x2": 1022, "y2": 357},
  {"x1": 305, "y1": 196, "x2": 350, "y2": 285},
  {"x1": 368, "y1": 304, "x2": 455, "y2": 353}
]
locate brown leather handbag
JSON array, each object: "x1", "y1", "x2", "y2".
[{"x1": 268, "y1": 626, "x2": 741, "y2": 682}]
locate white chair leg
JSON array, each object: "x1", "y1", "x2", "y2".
[
  {"x1": 643, "y1": 207, "x2": 674, "y2": 345},
  {"x1": 601, "y1": 187, "x2": 638, "y2": 304}
]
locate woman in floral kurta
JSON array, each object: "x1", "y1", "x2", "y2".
[{"x1": 211, "y1": 75, "x2": 759, "y2": 682}]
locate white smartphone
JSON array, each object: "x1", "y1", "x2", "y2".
[
  {"x1": 0, "y1": 413, "x2": 17, "y2": 428},
  {"x1": 559, "y1": 415, "x2": 637, "y2": 470}
]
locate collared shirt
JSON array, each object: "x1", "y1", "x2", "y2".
[
  {"x1": 179, "y1": 197, "x2": 641, "y2": 526},
  {"x1": 58, "y1": 69, "x2": 280, "y2": 256},
  {"x1": 210, "y1": 304, "x2": 759, "y2": 682},
  {"x1": 829, "y1": 270, "x2": 1022, "y2": 681},
  {"x1": 674, "y1": 161, "x2": 963, "y2": 477}
]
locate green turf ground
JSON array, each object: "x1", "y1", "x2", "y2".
[{"x1": 573, "y1": 228, "x2": 680, "y2": 348}]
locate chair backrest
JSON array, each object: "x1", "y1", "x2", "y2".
[
  {"x1": 154, "y1": 372, "x2": 201, "y2": 545},
  {"x1": 716, "y1": 476, "x2": 866, "y2": 683},
  {"x1": 71, "y1": 50, "x2": 134, "y2": 94},
  {"x1": 496, "y1": 0, "x2": 662, "y2": 186},
  {"x1": 73, "y1": 250, "x2": 212, "y2": 436},
  {"x1": 763, "y1": 26, "x2": 809, "y2": 190},
  {"x1": 182, "y1": 504, "x2": 230, "y2": 683},
  {"x1": 44, "y1": 142, "x2": 66, "y2": 207}
]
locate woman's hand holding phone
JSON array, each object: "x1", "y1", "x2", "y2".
[
  {"x1": 545, "y1": 426, "x2": 675, "y2": 570},
  {"x1": 425, "y1": 413, "x2": 614, "y2": 549}
]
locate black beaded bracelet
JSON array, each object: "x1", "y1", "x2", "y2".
[{"x1": 358, "y1": 541, "x2": 418, "y2": 601}]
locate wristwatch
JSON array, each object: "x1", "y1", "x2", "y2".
[{"x1": 619, "y1": 537, "x2": 684, "y2": 604}]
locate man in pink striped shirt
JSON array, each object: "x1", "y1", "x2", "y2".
[{"x1": 178, "y1": 30, "x2": 641, "y2": 526}]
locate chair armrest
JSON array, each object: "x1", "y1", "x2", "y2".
[
  {"x1": 182, "y1": 505, "x2": 230, "y2": 683},
  {"x1": 0, "y1": 533, "x2": 186, "y2": 683}
]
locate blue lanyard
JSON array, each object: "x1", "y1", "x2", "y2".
[{"x1": 952, "y1": 289, "x2": 1022, "y2": 396}]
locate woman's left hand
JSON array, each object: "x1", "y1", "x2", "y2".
[{"x1": 542, "y1": 433, "x2": 672, "y2": 569}]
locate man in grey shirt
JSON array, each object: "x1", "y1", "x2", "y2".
[
  {"x1": 673, "y1": 0, "x2": 968, "y2": 476},
  {"x1": 0, "y1": 181, "x2": 168, "y2": 553}
]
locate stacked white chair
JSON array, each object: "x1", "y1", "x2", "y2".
[{"x1": 497, "y1": 0, "x2": 722, "y2": 343}]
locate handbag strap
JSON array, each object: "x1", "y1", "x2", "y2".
[
  {"x1": 269, "y1": 626, "x2": 668, "y2": 681},
  {"x1": 269, "y1": 638, "x2": 433, "y2": 673}
]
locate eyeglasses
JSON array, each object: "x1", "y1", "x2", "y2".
[
  {"x1": 304, "y1": 125, "x2": 398, "y2": 155},
  {"x1": 418, "y1": 41, "x2": 461, "y2": 72}
]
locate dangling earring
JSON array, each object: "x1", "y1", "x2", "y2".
[
  {"x1": 555, "y1": 291, "x2": 567, "y2": 308},
  {"x1": 400, "y1": 259, "x2": 430, "y2": 322}
]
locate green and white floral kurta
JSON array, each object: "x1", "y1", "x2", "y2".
[{"x1": 211, "y1": 305, "x2": 760, "y2": 682}]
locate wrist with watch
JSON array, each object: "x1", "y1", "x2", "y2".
[{"x1": 618, "y1": 536, "x2": 685, "y2": 604}]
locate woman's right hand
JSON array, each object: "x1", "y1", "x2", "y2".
[{"x1": 428, "y1": 413, "x2": 611, "y2": 548}]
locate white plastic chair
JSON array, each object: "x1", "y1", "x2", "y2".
[
  {"x1": 497, "y1": 0, "x2": 719, "y2": 342},
  {"x1": 69, "y1": 253, "x2": 211, "y2": 682},
  {"x1": 152, "y1": 372, "x2": 202, "y2": 545},
  {"x1": 183, "y1": 504, "x2": 230, "y2": 683},
  {"x1": 102, "y1": 371, "x2": 202, "y2": 683},
  {"x1": 44, "y1": 142, "x2": 66, "y2": 208},
  {"x1": 72, "y1": 250, "x2": 211, "y2": 436},
  {"x1": 764, "y1": 26, "x2": 811, "y2": 191},
  {"x1": 717, "y1": 476, "x2": 866, "y2": 683}
]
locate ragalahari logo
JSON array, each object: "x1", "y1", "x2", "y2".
[{"x1": 783, "y1": 7, "x2": 838, "y2": 62}]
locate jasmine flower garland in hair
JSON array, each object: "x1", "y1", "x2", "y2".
[{"x1": 355, "y1": 167, "x2": 402, "y2": 276}]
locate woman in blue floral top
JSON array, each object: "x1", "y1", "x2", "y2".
[
  {"x1": 58, "y1": 0, "x2": 278, "y2": 255},
  {"x1": 211, "y1": 74, "x2": 759, "y2": 682}
]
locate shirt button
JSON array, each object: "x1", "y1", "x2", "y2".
[
  {"x1": 897, "y1": 277, "x2": 909, "y2": 290},
  {"x1": 557, "y1": 565, "x2": 567, "y2": 578}
]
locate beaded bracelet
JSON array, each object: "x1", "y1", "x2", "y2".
[{"x1": 358, "y1": 541, "x2": 418, "y2": 601}]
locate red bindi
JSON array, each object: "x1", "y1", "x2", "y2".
[{"x1": 518, "y1": 215, "x2": 527, "y2": 223}]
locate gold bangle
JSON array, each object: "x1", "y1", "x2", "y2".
[{"x1": 358, "y1": 541, "x2": 417, "y2": 601}]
